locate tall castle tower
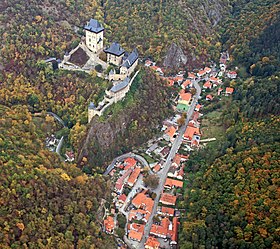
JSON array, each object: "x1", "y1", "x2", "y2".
[
  {"x1": 88, "y1": 102, "x2": 96, "y2": 123},
  {"x1": 84, "y1": 19, "x2": 104, "y2": 53}
]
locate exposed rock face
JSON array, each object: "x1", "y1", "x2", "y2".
[{"x1": 163, "y1": 43, "x2": 188, "y2": 68}]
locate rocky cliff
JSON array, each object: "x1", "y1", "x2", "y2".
[{"x1": 77, "y1": 68, "x2": 174, "y2": 171}]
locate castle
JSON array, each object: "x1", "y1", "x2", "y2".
[{"x1": 84, "y1": 19, "x2": 139, "y2": 122}]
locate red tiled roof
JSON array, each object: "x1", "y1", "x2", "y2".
[
  {"x1": 206, "y1": 94, "x2": 213, "y2": 100},
  {"x1": 160, "y1": 193, "x2": 177, "y2": 206},
  {"x1": 128, "y1": 230, "x2": 143, "y2": 241},
  {"x1": 145, "y1": 236, "x2": 160, "y2": 249},
  {"x1": 171, "y1": 217, "x2": 179, "y2": 243},
  {"x1": 165, "y1": 178, "x2": 183, "y2": 188},
  {"x1": 118, "y1": 194, "x2": 127, "y2": 203},
  {"x1": 182, "y1": 80, "x2": 192, "y2": 89},
  {"x1": 188, "y1": 72, "x2": 196, "y2": 79},
  {"x1": 153, "y1": 164, "x2": 161, "y2": 173},
  {"x1": 104, "y1": 216, "x2": 114, "y2": 233},
  {"x1": 203, "y1": 81, "x2": 212, "y2": 89},
  {"x1": 172, "y1": 154, "x2": 181, "y2": 166},
  {"x1": 161, "y1": 206, "x2": 175, "y2": 216},
  {"x1": 127, "y1": 167, "x2": 141, "y2": 186},
  {"x1": 165, "y1": 126, "x2": 176, "y2": 139},
  {"x1": 184, "y1": 125, "x2": 200, "y2": 140},
  {"x1": 179, "y1": 92, "x2": 192, "y2": 102},
  {"x1": 226, "y1": 87, "x2": 234, "y2": 94},
  {"x1": 124, "y1": 157, "x2": 137, "y2": 170}
]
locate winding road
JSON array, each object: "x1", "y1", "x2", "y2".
[{"x1": 103, "y1": 152, "x2": 151, "y2": 175}]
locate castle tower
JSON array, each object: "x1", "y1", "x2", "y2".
[
  {"x1": 84, "y1": 19, "x2": 104, "y2": 53},
  {"x1": 88, "y1": 102, "x2": 96, "y2": 123}
]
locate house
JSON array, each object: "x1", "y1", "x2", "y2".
[
  {"x1": 206, "y1": 94, "x2": 213, "y2": 101},
  {"x1": 131, "y1": 192, "x2": 154, "y2": 214},
  {"x1": 184, "y1": 125, "x2": 200, "y2": 141},
  {"x1": 177, "y1": 165, "x2": 185, "y2": 179},
  {"x1": 84, "y1": 19, "x2": 104, "y2": 53},
  {"x1": 104, "y1": 42, "x2": 125, "y2": 66},
  {"x1": 197, "y1": 69, "x2": 207, "y2": 78},
  {"x1": 127, "y1": 167, "x2": 141, "y2": 187},
  {"x1": 204, "y1": 67, "x2": 211, "y2": 74},
  {"x1": 158, "y1": 206, "x2": 175, "y2": 217},
  {"x1": 128, "y1": 223, "x2": 144, "y2": 241},
  {"x1": 124, "y1": 157, "x2": 137, "y2": 170},
  {"x1": 167, "y1": 78, "x2": 175, "y2": 86},
  {"x1": 172, "y1": 154, "x2": 181, "y2": 168},
  {"x1": 145, "y1": 236, "x2": 160, "y2": 249},
  {"x1": 159, "y1": 147, "x2": 170, "y2": 158},
  {"x1": 160, "y1": 193, "x2": 177, "y2": 206},
  {"x1": 65, "y1": 151, "x2": 75, "y2": 162},
  {"x1": 203, "y1": 81, "x2": 212, "y2": 89},
  {"x1": 195, "y1": 104, "x2": 202, "y2": 112},
  {"x1": 150, "y1": 217, "x2": 170, "y2": 238},
  {"x1": 145, "y1": 60, "x2": 153, "y2": 67},
  {"x1": 164, "y1": 178, "x2": 183, "y2": 189},
  {"x1": 128, "y1": 230, "x2": 143, "y2": 242},
  {"x1": 217, "y1": 88, "x2": 223, "y2": 96},
  {"x1": 114, "y1": 169, "x2": 132, "y2": 194},
  {"x1": 116, "y1": 193, "x2": 127, "y2": 207},
  {"x1": 178, "y1": 92, "x2": 192, "y2": 105},
  {"x1": 226, "y1": 87, "x2": 234, "y2": 95},
  {"x1": 227, "y1": 71, "x2": 237, "y2": 79},
  {"x1": 209, "y1": 76, "x2": 220, "y2": 84},
  {"x1": 170, "y1": 217, "x2": 179, "y2": 245},
  {"x1": 174, "y1": 76, "x2": 184, "y2": 84},
  {"x1": 163, "y1": 126, "x2": 177, "y2": 142},
  {"x1": 188, "y1": 72, "x2": 196, "y2": 79},
  {"x1": 104, "y1": 216, "x2": 114, "y2": 234},
  {"x1": 153, "y1": 164, "x2": 161, "y2": 173},
  {"x1": 182, "y1": 79, "x2": 192, "y2": 89}
]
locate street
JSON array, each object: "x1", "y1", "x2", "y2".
[{"x1": 138, "y1": 79, "x2": 201, "y2": 248}]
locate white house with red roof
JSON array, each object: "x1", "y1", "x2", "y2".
[{"x1": 227, "y1": 71, "x2": 237, "y2": 79}]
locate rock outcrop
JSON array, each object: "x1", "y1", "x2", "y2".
[{"x1": 163, "y1": 43, "x2": 188, "y2": 68}]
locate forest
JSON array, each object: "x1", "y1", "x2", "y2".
[{"x1": 178, "y1": 0, "x2": 280, "y2": 248}]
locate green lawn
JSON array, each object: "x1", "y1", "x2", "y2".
[{"x1": 177, "y1": 103, "x2": 189, "y2": 111}]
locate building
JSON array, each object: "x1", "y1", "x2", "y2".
[
  {"x1": 120, "y1": 49, "x2": 139, "y2": 77},
  {"x1": 145, "y1": 236, "x2": 160, "y2": 249},
  {"x1": 164, "y1": 178, "x2": 183, "y2": 189},
  {"x1": 163, "y1": 126, "x2": 177, "y2": 142},
  {"x1": 178, "y1": 92, "x2": 192, "y2": 105},
  {"x1": 226, "y1": 87, "x2": 234, "y2": 95},
  {"x1": 172, "y1": 154, "x2": 181, "y2": 168},
  {"x1": 114, "y1": 169, "x2": 132, "y2": 194},
  {"x1": 127, "y1": 167, "x2": 141, "y2": 187},
  {"x1": 184, "y1": 125, "x2": 200, "y2": 141},
  {"x1": 128, "y1": 230, "x2": 143, "y2": 242},
  {"x1": 227, "y1": 71, "x2": 237, "y2": 79},
  {"x1": 104, "y1": 216, "x2": 114, "y2": 234},
  {"x1": 203, "y1": 81, "x2": 212, "y2": 89},
  {"x1": 84, "y1": 19, "x2": 104, "y2": 53},
  {"x1": 170, "y1": 217, "x2": 179, "y2": 245},
  {"x1": 104, "y1": 42, "x2": 125, "y2": 66},
  {"x1": 106, "y1": 77, "x2": 131, "y2": 103},
  {"x1": 159, "y1": 193, "x2": 177, "y2": 206},
  {"x1": 158, "y1": 206, "x2": 175, "y2": 217},
  {"x1": 206, "y1": 94, "x2": 213, "y2": 101},
  {"x1": 124, "y1": 157, "x2": 137, "y2": 170},
  {"x1": 182, "y1": 79, "x2": 192, "y2": 89}
]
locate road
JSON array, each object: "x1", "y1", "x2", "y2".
[
  {"x1": 138, "y1": 79, "x2": 201, "y2": 248},
  {"x1": 46, "y1": 112, "x2": 66, "y2": 127},
  {"x1": 103, "y1": 152, "x2": 150, "y2": 175},
  {"x1": 55, "y1": 136, "x2": 64, "y2": 155}
]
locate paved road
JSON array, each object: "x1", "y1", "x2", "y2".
[
  {"x1": 46, "y1": 112, "x2": 66, "y2": 127},
  {"x1": 103, "y1": 152, "x2": 150, "y2": 175},
  {"x1": 138, "y1": 79, "x2": 201, "y2": 248},
  {"x1": 55, "y1": 136, "x2": 64, "y2": 155}
]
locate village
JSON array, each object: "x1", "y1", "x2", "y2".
[
  {"x1": 102, "y1": 50, "x2": 238, "y2": 249},
  {"x1": 46, "y1": 18, "x2": 238, "y2": 249}
]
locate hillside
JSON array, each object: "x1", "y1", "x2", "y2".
[
  {"x1": 178, "y1": 0, "x2": 280, "y2": 248},
  {"x1": 0, "y1": 105, "x2": 115, "y2": 248},
  {"x1": 78, "y1": 68, "x2": 174, "y2": 172}
]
